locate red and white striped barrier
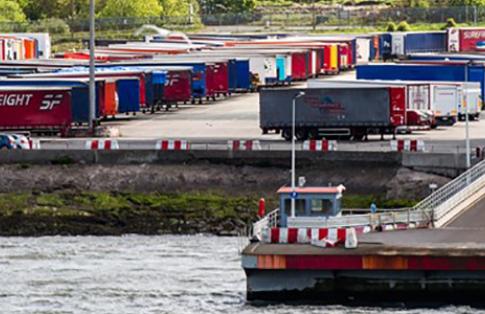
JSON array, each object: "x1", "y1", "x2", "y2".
[
  {"x1": 156, "y1": 139, "x2": 190, "y2": 151},
  {"x1": 228, "y1": 140, "x2": 261, "y2": 151},
  {"x1": 303, "y1": 140, "x2": 337, "y2": 152},
  {"x1": 85, "y1": 139, "x2": 119, "y2": 150},
  {"x1": 263, "y1": 227, "x2": 370, "y2": 247},
  {"x1": 390, "y1": 139, "x2": 425, "y2": 152},
  {"x1": 28, "y1": 139, "x2": 41, "y2": 150}
]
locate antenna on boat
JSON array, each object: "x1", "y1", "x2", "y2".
[{"x1": 291, "y1": 91, "x2": 305, "y2": 218}]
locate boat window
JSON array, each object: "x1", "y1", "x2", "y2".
[
  {"x1": 284, "y1": 199, "x2": 306, "y2": 216},
  {"x1": 311, "y1": 199, "x2": 333, "y2": 215}
]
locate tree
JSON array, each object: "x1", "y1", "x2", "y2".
[
  {"x1": 0, "y1": 0, "x2": 27, "y2": 22},
  {"x1": 199, "y1": 0, "x2": 256, "y2": 14},
  {"x1": 160, "y1": 0, "x2": 199, "y2": 17},
  {"x1": 100, "y1": 0, "x2": 162, "y2": 17},
  {"x1": 21, "y1": 0, "x2": 62, "y2": 20}
]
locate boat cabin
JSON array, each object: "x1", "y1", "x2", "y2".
[{"x1": 277, "y1": 185, "x2": 345, "y2": 227}]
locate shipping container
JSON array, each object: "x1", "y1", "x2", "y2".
[
  {"x1": 0, "y1": 87, "x2": 72, "y2": 132},
  {"x1": 260, "y1": 87, "x2": 406, "y2": 140}
]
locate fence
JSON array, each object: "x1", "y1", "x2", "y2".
[{"x1": 3, "y1": 6, "x2": 485, "y2": 37}]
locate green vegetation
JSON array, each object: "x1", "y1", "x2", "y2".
[
  {"x1": 0, "y1": 191, "x2": 417, "y2": 236},
  {"x1": 343, "y1": 194, "x2": 418, "y2": 209},
  {"x1": 386, "y1": 21, "x2": 397, "y2": 32},
  {"x1": 0, "y1": 191, "x2": 262, "y2": 236},
  {"x1": 396, "y1": 20, "x2": 411, "y2": 31},
  {"x1": 0, "y1": 0, "x2": 26, "y2": 23},
  {"x1": 100, "y1": 0, "x2": 163, "y2": 18}
]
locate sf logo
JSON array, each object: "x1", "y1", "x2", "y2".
[{"x1": 40, "y1": 94, "x2": 63, "y2": 111}]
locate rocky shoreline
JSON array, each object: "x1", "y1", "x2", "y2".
[{"x1": 0, "y1": 162, "x2": 450, "y2": 236}]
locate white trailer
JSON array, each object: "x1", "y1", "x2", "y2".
[
  {"x1": 0, "y1": 33, "x2": 51, "y2": 59},
  {"x1": 355, "y1": 38, "x2": 370, "y2": 64}
]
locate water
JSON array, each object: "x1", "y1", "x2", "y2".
[{"x1": 0, "y1": 235, "x2": 482, "y2": 314}]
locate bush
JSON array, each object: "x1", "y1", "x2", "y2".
[
  {"x1": 386, "y1": 21, "x2": 397, "y2": 32},
  {"x1": 397, "y1": 21, "x2": 411, "y2": 32},
  {"x1": 445, "y1": 17, "x2": 457, "y2": 28},
  {"x1": 30, "y1": 18, "x2": 70, "y2": 35}
]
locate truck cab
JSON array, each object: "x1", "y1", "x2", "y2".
[{"x1": 277, "y1": 185, "x2": 345, "y2": 227}]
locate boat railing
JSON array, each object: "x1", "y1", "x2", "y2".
[
  {"x1": 252, "y1": 208, "x2": 279, "y2": 239},
  {"x1": 287, "y1": 209, "x2": 430, "y2": 229}
]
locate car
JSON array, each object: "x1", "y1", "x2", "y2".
[
  {"x1": 10, "y1": 134, "x2": 31, "y2": 149},
  {"x1": 0, "y1": 134, "x2": 16, "y2": 150}
]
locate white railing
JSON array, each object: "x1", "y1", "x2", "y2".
[
  {"x1": 413, "y1": 158, "x2": 485, "y2": 227},
  {"x1": 287, "y1": 210, "x2": 429, "y2": 229},
  {"x1": 252, "y1": 208, "x2": 279, "y2": 239}
]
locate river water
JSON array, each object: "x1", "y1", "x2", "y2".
[{"x1": 0, "y1": 235, "x2": 482, "y2": 314}]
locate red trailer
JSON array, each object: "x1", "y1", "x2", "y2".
[
  {"x1": 315, "y1": 48, "x2": 325, "y2": 75},
  {"x1": 338, "y1": 44, "x2": 349, "y2": 70},
  {"x1": 0, "y1": 87, "x2": 72, "y2": 132},
  {"x1": 291, "y1": 52, "x2": 308, "y2": 81},
  {"x1": 448, "y1": 27, "x2": 485, "y2": 52},
  {"x1": 163, "y1": 69, "x2": 192, "y2": 104},
  {"x1": 206, "y1": 61, "x2": 229, "y2": 99}
]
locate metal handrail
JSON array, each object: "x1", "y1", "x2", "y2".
[
  {"x1": 252, "y1": 208, "x2": 279, "y2": 238},
  {"x1": 413, "y1": 158, "x2": 485, "y2": 224}
]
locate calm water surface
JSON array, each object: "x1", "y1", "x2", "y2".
[{"x1": 0, "y1": 235, "x2": 482, "y2": 314}]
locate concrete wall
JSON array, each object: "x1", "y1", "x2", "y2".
[{"x1": 0, "y1": 150, "x2": 467, "y2": 177}]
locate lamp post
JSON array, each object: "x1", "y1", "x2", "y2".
[
  {"x1": 89, "y1": 0, "x2": 96, "y2": 133},
  {"x1": 464, "y1": 62, "x2": 471, "y2": 170},
  {"x1": 291, "y1": 91, "x2": 305, "y2": 218}
]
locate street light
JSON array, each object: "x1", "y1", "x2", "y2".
[
  {"x1": 89, "y1": 0, "x2": 96, "y2": 133},
  {"x1": 464, "y1": 61, "x2": 471, "y2": 170},
  {"x1": 291, "y1": 91, "x2": 305, "y2": 218}
]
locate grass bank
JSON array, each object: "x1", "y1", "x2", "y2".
[{"x1": 0, "y1": 192, "x2": 417, "y2": 236}]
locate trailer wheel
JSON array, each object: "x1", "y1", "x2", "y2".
[
  {"x1": 295, "y1": 128, "x2": 308, "y2": 141},
  {"x1": 282, "y1": 128, "x2": 292, "y2": 141},
  {"x1": 351, "y1": 128, "x2": 366, "y2": 141},
  {"x1": 308, "y1": 129, "x2": 319, "y2": 140}
]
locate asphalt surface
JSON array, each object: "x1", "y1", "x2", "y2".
[
  {"x1": 447, "y1": 195, "x2": 485, "y2": 228},
  {"x1": 96, "y1": 71, "x2": 485, "y2": 153}
]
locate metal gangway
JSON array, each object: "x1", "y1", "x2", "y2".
[{"x1": 252, "y1": 158, "x2": 485, "y2": 236}]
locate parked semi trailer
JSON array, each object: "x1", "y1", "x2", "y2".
[
  {"x1": 307, "y1": 79, "x2": 464, "y2": 126},
  {"x1": 0, "y1": 86, "x2": 72, "y2": 133},
  {"x1": 357, "y1": 63, "x2": 483, "y2": 120},
  {"x1": 260, "y1": 87, "x2": 406, "y2": 140}
]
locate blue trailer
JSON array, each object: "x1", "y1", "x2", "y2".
[
  {"x1": 116, "y1": 79, "x2": 141, "y2": 114},
  {"x1": 227, "y1": 58, "x2": 251, "y2": 92},
  {"x1": 357, "y1": 63, "x2": 485, "y2": 101},
  {"x1": 391, "y1": 32, "x2": 447, "y2": 57},
  {"x1": 379, "y1": 33, "x2": 392, "y2": 60},
  {"x1": 408, "y1": 53, "x2": 485, "y2": 62},
  {"x1": 235, "y1": 59, "x2": 251, "y2": 90}
]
